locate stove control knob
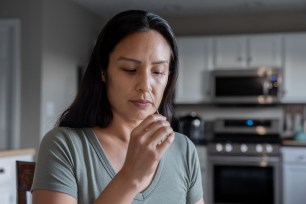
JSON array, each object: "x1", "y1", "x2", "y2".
[
  {"x1": 241, "y1": 144, "x2": 248, "y2": 153},
  {"x1": 216, "y1": 143, "x2": 223, "y2": 152},
  {"x1": 256, "y1": 144, "x2": 263, "y2": 153},
  {"x1": 266, "y1": 144, "x2": 273, "y2": 153},
  {"x1": 225, "y1": 143, "x2": 233, "y2": 152}
]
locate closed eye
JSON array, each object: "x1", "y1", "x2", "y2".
[
  {"x1": 153, "y1": 71, "x2": 166, "y2": 77},
  {"x1": 123, "y1": 69, "x2": 136, "y2": 74}
]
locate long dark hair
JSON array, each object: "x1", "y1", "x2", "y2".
[{"x1": 57, "y1": 10, "x2": 178, "y2": 128}]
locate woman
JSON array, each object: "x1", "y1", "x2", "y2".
[{"x1": 32, "y1": 10, "x2": 204, "y2": 204}]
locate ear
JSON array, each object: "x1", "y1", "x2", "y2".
[{"x1": 101, "y1": 71, "x2": 106, "y2": 82}]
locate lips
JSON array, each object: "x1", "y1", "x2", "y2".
[{"x1": 130, "y1": 99, "x2": 153, "y2": 108}]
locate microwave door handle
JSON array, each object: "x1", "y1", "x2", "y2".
[{"x1": 263, "y1": 77, "x2": 269, "y2": 96}]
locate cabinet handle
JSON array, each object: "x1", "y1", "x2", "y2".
[
  {"x1": 0, "y1": 168, "x2": 4, "y2": 173},
  {"x1": 237, "y1": 56, "x2": 242, "y2": 62}
]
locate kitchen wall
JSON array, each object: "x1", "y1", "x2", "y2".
[
  {"x1": 41, "y1": 0, "x2": 100, "y2": 139},
  {"x1": 0, "y1": 0, "x2": 101, "y2": 150},
  {"x1": 165, "y1": 10, "x2": 306, "y2": 132},
  {"x1": 0, "y1": 0, "x2": 43, "y2": 150},
  {"x1": 1, "y1": 1, "x2": 305, "y2": 150},
  {"x1": 175, "y1": 105, "x2": 284, "y2": 122}
]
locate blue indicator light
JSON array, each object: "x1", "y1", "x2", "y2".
[
  {"x1": 271, "y1": 75, "x2": 277, "y2": 82},
  {"x1": 246, "y1": 119, "x2": 254, "y2": 126}
]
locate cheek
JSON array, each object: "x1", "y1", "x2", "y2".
[
  {"x1": 107, "y1": 75, "x2": 124, "y2": 90},
  {"x1": 156, "y1": 79, "x2": 168, "y2": 101}
]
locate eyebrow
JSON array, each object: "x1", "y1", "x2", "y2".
[{"x1": 118, "y1": 56, "x2": 169, "y2": 65}]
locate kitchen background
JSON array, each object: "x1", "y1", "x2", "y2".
[{"x1": 1, "y1": 0, "x2": 306, "y2": 203}]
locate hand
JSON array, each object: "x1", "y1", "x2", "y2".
[{"x1": 120, "y1": 114, "x2": 175, "y2": 192}]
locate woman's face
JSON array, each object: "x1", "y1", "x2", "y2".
[{"x1": 105, "y1": 30, "x2": 171, "y2": 124}]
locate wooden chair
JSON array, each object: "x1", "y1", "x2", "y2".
[{"x1": 16, "y1": 161, "x2": 36, "y2": 204}]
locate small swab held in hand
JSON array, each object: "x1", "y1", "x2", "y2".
[
  {"x1": 149, "y1": 90, "x2": 168, "y2": 144},
  {"x1": 148, "y1": 90, "x2": 159, "y2": 114}
]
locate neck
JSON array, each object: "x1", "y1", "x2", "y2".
[{"x1": 96, "y1": 114, "x2": 142, "y2": 143}]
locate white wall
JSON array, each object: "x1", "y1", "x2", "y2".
[
  {"x1": 175, "y1": 105, "x2": 284, "y2": 121},
  {"x1": 0, "y1": 0, "x2": 101, "y2": 150},
  {"x1": 41, "y1": 0, "x2": 100, "y2": 137},
  {"x1": 0, "y1": 0, "x2": 43, "y2": 150}
]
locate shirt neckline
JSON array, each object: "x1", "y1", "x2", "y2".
[{"x1": 86, "y1": 128, "x2": 164, "y2": 200}]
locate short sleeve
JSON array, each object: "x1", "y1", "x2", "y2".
[
  {"x1": 31, "y1": 127, "x2": 78, "y2": 199},
  {"x1": 186, "y1": 139, "x2": 203, "y2": 204}
]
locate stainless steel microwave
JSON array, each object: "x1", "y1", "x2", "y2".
[{"x1": 210, "y1": 67, "x2": 283, "y2": 104}]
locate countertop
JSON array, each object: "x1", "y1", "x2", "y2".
[
  {"x1": 282, "y1": 139, "x2": 306, "y2": 147},
  {"x1": 0, "y1": 148, "x2": 36, "y2": 157}
]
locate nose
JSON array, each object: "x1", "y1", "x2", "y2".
[{"x1": 136, "y1": 70, "x2": 151, "y2": 93}]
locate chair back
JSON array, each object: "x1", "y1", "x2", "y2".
[{"x1": 16, "y1": 161, "x2": 36, "y2": 204}]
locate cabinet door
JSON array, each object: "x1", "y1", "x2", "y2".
[
  {"x1": 282, "y1": 147, "x2": 306, "y2": 204},
  {"x1": 175, "y1": 37, "x2": 212, "y2": 104},
  {"x1": 282, "y1": 34, "x2": 306, "y2": 103},
  {"x1": 213, "y1": 36, "x2": 247, "y2": 69},
  {"x1": 283, "y1": 165, "x2": 306, "y2": 204},
  {"x1": 0, "y1": 187, "x2": 11, "y2": 204},
  {"x1": 0, "y1": 153, "x2": 34, "y2": 204},
  {"x1": 248, "y1": 35, "x2": 283, "y2": 68}
]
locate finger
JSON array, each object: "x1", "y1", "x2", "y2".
[
  {"x1": 156, "y1": 132, "x2": 175, "y2": 153},
  {"x1": 148, "y1": 125, "x2": 173, "y2": 146},
  {"x1": 132, "y1": 114, "x2": 166, "y2": 136},
  {"x1": 144, "y1": 120, "x2": 171, "y2": 138}
]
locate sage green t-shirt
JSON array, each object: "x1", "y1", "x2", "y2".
[{"x1": 32, "y1": 127, "x2": 203, "y2": 204}]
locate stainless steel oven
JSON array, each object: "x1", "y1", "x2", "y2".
[
  {"x1": 207, "y1": 118, "x2": 282, "y2": 204},
  {"x1": 210, "y1": 67, "x2": 282, "y2": 104}
]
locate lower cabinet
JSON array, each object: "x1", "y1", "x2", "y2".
[
  {"x1": 282, "y1": 147, "x2": 306, "y2": 204},
  {"x1": 0, "y1": 150, "x2": 34, "y2": 204},
  {"x1": 0, "y1": 188, "x2": 11, "y2": 204}
]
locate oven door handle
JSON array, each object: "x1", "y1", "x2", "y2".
[{"x1": 209, "y1": 155, "x2": 280, "y2": 163}]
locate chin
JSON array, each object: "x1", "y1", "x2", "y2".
[{"x1": 134, "y1": 111, "x2": 152, "y2": 120}]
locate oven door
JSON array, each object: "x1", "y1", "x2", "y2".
[{"x1": 207, "y1": 155, "x2": 281, "y2": 204}]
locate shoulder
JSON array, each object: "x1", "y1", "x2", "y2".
[
  {"x1": 37, "y1": 127, "x2": 92, "y2": 168},
  {"x1": 40, "y1": 127, "x2": 89, "y2": 151},
  {"x1": 172, "y1": 132, "x2": 196, "y2": 149},
  {"x1": 169, "y1": 132, "x2": 197, "y2": 156}
]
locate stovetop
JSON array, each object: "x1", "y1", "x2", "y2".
[{"x1": 208, "y1": 118, "x2": 281, "y2": 156}]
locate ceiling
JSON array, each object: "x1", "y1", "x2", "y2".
[{"x1": 69, "y1": 0, "x2": 306, "y2": 19}]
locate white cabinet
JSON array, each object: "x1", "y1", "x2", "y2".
[
  {"x1": 0, "y1": 158, "x2": 13, "y2": 204},
  {"x1": 282, "y1": 33, "x2": 306, "y2": 103},
  {"x1": 213, "y1": 34, "x2": 283, "y2": 69},
  {"x1": 282, "y1": 147, "x2": 306, "y2": 204},
  {"x1": 0, "y1": 150, "x2": 34, "y2": 204},
  {"x1": 213, "y1": 36, "x2": 248, "y2": 68},
  {"x1": 175, "y1": 37, "x2": 213, "y2": 104},
  {"x1": 0, "y1": 188, "x2": 11, "y2": 204}
]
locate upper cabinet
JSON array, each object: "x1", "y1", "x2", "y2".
[
  {"x1": 174, "y1": 32, "x2": 306, "y2": 104},
  {"x1": 175, "y1": 37, "x2": 213, "y2": 104},
  {"x1": 213, "y1": 36, "x2": 247, "y2": 68},
  {"x1": 282, "y1": 33, "x2": 306, "y2": 103},
  {"x1": 248, "y1": 35, "x2": 283, "y2": 68},
  {"x1": 213, "y1": 34, "x2": 283, "y2": 69}
]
